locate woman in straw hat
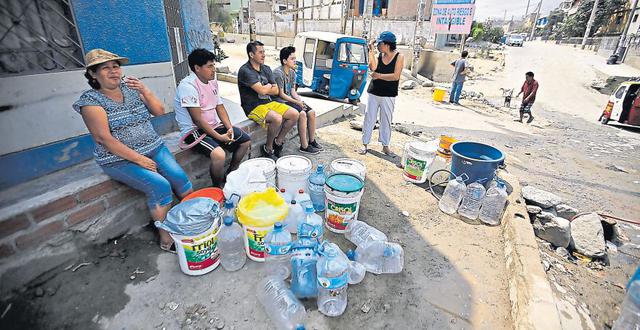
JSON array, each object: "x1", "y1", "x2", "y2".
[{"x1": 73, "y1": 49, "x2": 193, "y2": 253}]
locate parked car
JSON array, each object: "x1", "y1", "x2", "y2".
[
  {"x1": 507, "y1": 34, "x2": 524, "y2": 47},
  {"x1": 599, "y1": 79, "x2": 640, "y2": 127}
]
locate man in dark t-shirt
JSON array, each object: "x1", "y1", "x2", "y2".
[{"x1": 237, "y1": 41, "x2": 299, "y2": 159}]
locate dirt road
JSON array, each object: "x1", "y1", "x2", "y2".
[{"x1": 393, "y1": 41, "x2": 640, "y2": 329}]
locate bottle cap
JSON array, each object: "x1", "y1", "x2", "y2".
[
  {"x1": 317, "y1": 164, "x2": 324, "y2": 171},
  {"x1": 295, "y1": 325, "x2": 305, "y2": 330},
  {"x1": 280, "y1": 188, "x2": 286, "y2": 193},
  {"x1": 305, "y1": 204, "x2": 315, "y2": 213},
  {"x1": 273, "y1": 222, "x2": 283, "y2": 231},
  {"x1": 346, "y1": 249, "x2": 356, "y2": 261},
  {"x1": 223, "y1": 216, "x2": 233, "y2": 226},
  {"x1": 224, "y1": 200, "x2": 234, "y2": 208},
  {"x1": 291, "y1": 200, "x2": 297, "y2": 204},
  {"x1": 299, "y1": 189, "x2": 304, "y2": 193}
]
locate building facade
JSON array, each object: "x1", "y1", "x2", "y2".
[{"x1": 0, "y1": 0, "x2": 213, "y2": 189}]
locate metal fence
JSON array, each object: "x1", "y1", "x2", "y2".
[
  {"x1": 163, "y1": 0, "x2": 189, "y2": 85},
  {"x1": 0, "y1": 0, "x2": 84, "y2": 76}
]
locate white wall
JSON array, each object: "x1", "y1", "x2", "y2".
[{"x1": 0, "y1": 62, "x2": 176, "y2": 155}]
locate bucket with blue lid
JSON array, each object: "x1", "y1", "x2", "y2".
[{"x1": 323, "y1": 173, "x2": 365, "y2": 234}]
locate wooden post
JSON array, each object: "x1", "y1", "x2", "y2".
[
  {"x1": 294, "y1": 0, "x2": 299, "y2": 36},
  {"x1": 272, "y1": 0, "x2": 278, "y2": 48}
]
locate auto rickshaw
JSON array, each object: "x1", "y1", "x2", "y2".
[
  {"x1": 599, "y1": 78, "x2": 640, "y2": 128},
  {"x1": 293, "y1": 31, "x2": 368, "y2": 104}
]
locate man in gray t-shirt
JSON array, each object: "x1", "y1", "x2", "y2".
[
  {"x1": 237, "y1": 41, "x2": 299, "y2": 159},
  {"x1": 449, "y1": 50, "x2": 469, "y2": 104}
]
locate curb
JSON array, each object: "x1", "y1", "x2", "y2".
[{"x1": 500, "y1": 171, "x2": 562, "y2": 329}]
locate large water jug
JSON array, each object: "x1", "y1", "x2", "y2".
[
  {"x1": 279, "y1": 188, "x2": 292, "y2": 204},
  {"x1": 316, "y1": 242, "x2": 349, "y2": 317},
  {"x1": 438, "y1": 176, "x2": 467, "y2": 215},
  {"x1": 458, "y1": 181, "x2": 486, "y2": 220},
  {"x1": 308, "y1": 165, "x2": 326, "y2": 211},
  {"x1": 344, "y1": 219, "x2": 387, "y2": 247},
  {"x1": 264, "y1": 222, "x2": 292, "y2": 279},
  {"x1": 478, "y1": 181, "x2": 508, "y2": 226},
  {"x1": 257, "y1": 276, "x2": 306, "y2": 330},
  {"x1": 613, "y1": 280, "x2": 640, "y2": 329},
  {"x1": 218, "y1": 200, "x2": 247, "y2": 271},
  {"x1": 284, "y1": 200, "x2": 304, "y2": 234},
  {"x1": 302, "y1": 204, "x2": 324, "y2": 241},
  {"x1": 353, "y1": 240, "x2": 404, "y2": 274},
  {"x1": 290, "y1": 224, "x2": 320, "y2": 299}
]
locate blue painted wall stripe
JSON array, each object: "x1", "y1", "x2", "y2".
[
  {"x1": 0, "y1": 113, "x2": 177, "y2": 190},
  {"x1": 72, "y1": 0, "x2": 172, "y2": 65}
]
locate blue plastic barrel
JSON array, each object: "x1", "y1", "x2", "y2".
[{"x1": 450, "y1": 142, "x2": 504, "y2": 187}]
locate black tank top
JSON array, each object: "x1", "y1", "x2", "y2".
[{"x1": 367, "y1": 52, "x2": 399, "y2": 97}]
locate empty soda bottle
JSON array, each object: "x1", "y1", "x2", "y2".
[
  {"x1": 218, "y1": 200, "x2": 246, "y2": 272},
  {"x1": 353, "y1": 240, "x2": 404, "y2": 275},
  {"x1": 316, "y1": 242, "x2": 349, "y2": 317},
  {"x1": 439, "y1": 175, "x2": 467, "y2": 215},
  {"x1": 257, "y1": 276, "x2": 306, "y2": 330},
  {"x1": 264, "y1": 222, "x2": 292, "y2": 279},
  {"x1": 458, "y1": 180, "x2": 486, "y2": 220},
  {"x1": 478, "y1": 180, "x2": 508, "y2": 226},
  {"x1": 345, "y1": 219, "x2": 387, "y2": 247}
]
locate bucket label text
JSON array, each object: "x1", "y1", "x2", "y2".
[
  {"x1": 246, "y1": 227, "x2": 269, "y2": 258},
  {"x1": 403, "y1": 156, "x2": 427, "y2": 180},
  {"x1": 181, "y1": 235, "x2": 219, "y2": 271},
  {"x1": 326, "y1": 200, "x2": 358, "y2": 231}
]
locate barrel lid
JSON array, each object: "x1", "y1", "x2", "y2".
[
  {"x1": 240, "y1": 157, "x2": 276, "y2": 172},
  {"x1": 276, "y1": 155, "x2": 312, "y2": 174},
  {"x1": 408, "y1": 141, "x2": 436, "y2": 154},
  {"x1": 331, "y1": 158, "x2": 366, "y2": 173},
  {"x1": 326, "y1": 173, "x2": 364, "y2": 193}
]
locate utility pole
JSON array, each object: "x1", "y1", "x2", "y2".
[
  {"x1": 249, "y1": 0, "x2": 256, "y2": 41},
  {"x1": 411, "y1": 0, "x2": 427, "y2": 76},
  {"x1": 503, "y1": 9, "x2": 507, "y2": 22},
  {"x1": 362, "y1": 0, "x2": 374, "y2": 40},
  {"x1": 341, "y1": 0, "x2": 352, "y2": 34},
  {"x1": 581, "y1": 0, "x2": 599, "y2": 49},
  {"x1": 524, "y1": 0, "x2": 531, "y2": 18},
  {"x1": 272, "y1": 0, "x2": 278, "y2": 48},
  {"x1": 529, "y1": 1, "x2": 542, "y2": 42},
  {"x1": 613, "y1": 0, "x2": 640, "y2": 60},
  {"x1": 294, "y1": 0, "x2": 299, "y2": 36}
]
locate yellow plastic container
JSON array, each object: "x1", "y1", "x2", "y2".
[
  {"x1": 236, "y1": 188, "x2": 288, "y2": 261},
  {"x1": 433, "y1": 88, "x2": 446, "y2": 102}
]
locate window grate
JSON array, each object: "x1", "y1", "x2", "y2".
[
  {"x1": 164, "y1": 0, "x2": 189, "y2": 85},
  {"x1": 0, "y1": 0, "x2": 84, "y2": 76}
]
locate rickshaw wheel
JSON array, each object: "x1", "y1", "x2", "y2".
[{"x1": 599, "y1": 114, "x2": 609, "y2": 125}]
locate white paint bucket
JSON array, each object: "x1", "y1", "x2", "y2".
[
  {"x1": 239, "y1": 157, "x2": 277, "y2": 187},
  {"x1": 324, "y1": 173, "x2": 365, "y2": 233},
  {"x1": 171, "y1": 218, "x2": 221, "y2": 276},
  {"x1": 276, "y1": 155, "x2": 312, "y2": 196},
  {"x1": 402, "y1": 141, "x2": 437, "y2": 184},
  {"x1": 330, "y1": 158, "x2": 367, "y2": 181}
]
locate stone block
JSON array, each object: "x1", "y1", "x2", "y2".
[
  {"x1": 533, "y1": 216, "x2": 571, "y2": 248},
  {"x1": 570, "y1": 212, "x2": 606, "y2": 258},
  {"x1": 0, "y1": 214, "x2": 31, "y2": 239},
  {"x1": 555, "y1": 204, "x2": 579, "y2": 220},
  {"x1": 521, "y1": 186, "x2": 562, "y2": 208}
]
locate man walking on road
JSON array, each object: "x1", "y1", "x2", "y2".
[
  {"x1": 516, "y1": 71, "x2": 539, "y2": 123},
  {"x1": 449, "y1": 51, "x2": 469, "y2": 105}
]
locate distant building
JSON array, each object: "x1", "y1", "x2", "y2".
[{"x1": 599, "y1": 0, "x2": 635, "y2": 36}]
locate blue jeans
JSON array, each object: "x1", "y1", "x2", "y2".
[
  {"x1": 450, "y1": 81, "x2": 464, "y2": 103},
  {"x1": 101, "y1": 145, "x2": 192, "y2": 208}
]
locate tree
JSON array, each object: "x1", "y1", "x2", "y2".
[
  {"x1": 557, "y1": 0, "x2": 628, "y2": 38},
  {"x1": 207, "y1": 1, "x2": 233, "y2": 32},
  {"x1": 471, "y1": 22, "x2": 485, "y2": 41}
]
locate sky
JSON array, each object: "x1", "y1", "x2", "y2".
[{"x1": 474, "y1": 0, "x2": 565, "y2": 20}]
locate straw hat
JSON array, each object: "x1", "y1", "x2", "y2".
[{"x1": 84, "y1": 49, "x2": 129, "y2": 68}]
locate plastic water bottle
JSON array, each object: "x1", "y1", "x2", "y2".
[
  {"x1": 478, "y1": 181, "x2": 508, "y2": 226},
  {"x1": 290, "y1": 223, "x2": 319, "y2": 299},
  {"x1": 353, "y1": 240, "x2": 404, "y2": 274},
  {"x1": 257, "y1": 276, "x2": 306, "y2": 330},
  {"x1": 308, "y1": 165, "x2": 326, "y2": 211},
  {"x1": 439, "y1": 175, "x2": 467, "y2": 215},
  {"x1": 345, "y1": 219, "x2": 388, "y2": 247},
  {"x1": 458, "y1": 181, "x2": 487, "y2": 220},
  {"x1": 284, "y1": 200, "x2": 304, "y2": 234},
  {"x1": 279, "y1": 188, "x2": 291, "y2": 204},
  {"x1": 294, "y1": 189, "x2": 312, "y2": 209},
  {"x1": 316, "y1": 242, "x2": 349, "y2": 317},
  {"x1": 218, "y1": 201, "x2": 247, "y2": 271},
  {"x1": 302, "y1": 204, "x2": 324, "y2": 241},
  {"x1": 345, "y1": 250, "x2": 366, "y2": 285},
  {"x1": 264, "y1": 222, "x2": 292, "y2": 279},
  {"x1": 613, "y1": 280, "x2": 640, "y2": 329}
]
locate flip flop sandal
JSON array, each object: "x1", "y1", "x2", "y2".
[
  {"x1": 356, "y1": 147, "x2": 368, "y2": 155},
  {"x1": 160, "y1": 242, "x2": 177, "y2": 254}
]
